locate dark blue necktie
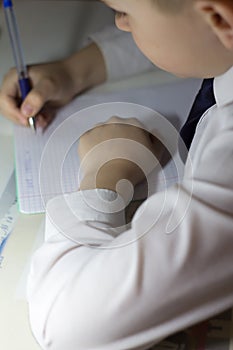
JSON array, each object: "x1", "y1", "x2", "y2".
[{"x1": 180, "y1": 78, "x2": 216, "y2": 153}]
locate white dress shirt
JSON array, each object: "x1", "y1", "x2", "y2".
[
  {"x1": 90, "y1": 26, "x2": 155, "y2": 81},
  {"x1": 27, "y1": 54, "x2": 233, "y2": 349}
]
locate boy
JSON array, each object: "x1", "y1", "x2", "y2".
[{"x1": 3, "y1": 0, "x2": 233, "y2": 349}]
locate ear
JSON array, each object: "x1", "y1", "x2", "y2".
[
  {"x1": 195, "y1": 0, "x2": 233, "y2": 50},
  {"x1": 115, "y1": 13, "x2": 131, "y2": 32}
]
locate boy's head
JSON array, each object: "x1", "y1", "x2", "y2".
[{"x1": 101, "y1": 0, "x2": 233, "y2": 78}]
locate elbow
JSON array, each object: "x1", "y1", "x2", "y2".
[{"x1": 28, "y1": 286, "x2": 122, "y2": 350}]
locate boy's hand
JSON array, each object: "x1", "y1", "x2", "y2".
[
  {"x1": 0, "y1": 61, "x2": 75, "y2": 128},
  {"x1": 0, "y1": 43, "x2": 106, "y2": 129},
  {"x1": 78, "y1": 117, "x2": 162, "y2": 196}
]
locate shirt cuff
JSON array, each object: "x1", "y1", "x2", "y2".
[{"x1": 45, "y1": 189, "x2": 127, "y2": 241}]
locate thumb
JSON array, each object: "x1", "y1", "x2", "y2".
[{"x1": 20, "y1": 78, "x2": 56, "y2": 118}]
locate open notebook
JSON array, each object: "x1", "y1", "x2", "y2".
[{"x1": 14, "y1": 79, "x2": 201, "y2": 214}]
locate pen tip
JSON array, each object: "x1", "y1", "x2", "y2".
[{"x1": 28, "y1": 117, "x2": 36, "y2": 133}]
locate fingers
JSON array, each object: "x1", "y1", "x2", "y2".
[
  {"x1": 20, "y1": 77, "x2": 57, "y2": 119},
  {"x1": 0, "y1": 67, "x2": 58, "y2": 128},
  {"x1": 0, "y1": 92, "x2": 25, "y2": 125},
  {"x1": 0, "y1": 68, "x2": 25, "y2": 124},
  {"x1": 107, "y1": 116, "x2": 145, "y2": 129},
  {"x1": 86, "y1": 117, "x2": 147, "y2": 138},
  {"x1": 35, "y1": 105, "x2": 57, "y2": 130},
  {"x1": 90, "y1": 116, "x2": 164, "y2": 160}
]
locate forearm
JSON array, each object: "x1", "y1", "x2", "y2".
[
  {"x1": 63, "y1": 42, "x2": 107, "y2": 97},
  {"x1": 27, "y1": 183, "x2": 233, "y2": 350}
]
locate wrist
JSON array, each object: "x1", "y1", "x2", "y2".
[
  {"x1": 79, "y1": 172, "x2": 133, "y2": 206},
  {"x1": 63, "y1": 43, "x2": 107, "y2": 96},
  {"x1": 79, "y1": 160, "x2": 144, "y2": 203},
  {"x1": 79, "y1": 170, "x2": 122, "y2": 193}
]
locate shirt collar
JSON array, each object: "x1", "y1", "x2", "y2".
[{"x1": 214, "y1": 66, "x2": 233, "y2": 107}]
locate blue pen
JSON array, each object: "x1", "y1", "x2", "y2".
[{"x1": 3, "y1": 0, "x2": 36, "y2": 132}]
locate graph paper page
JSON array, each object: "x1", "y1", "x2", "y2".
[{"x1": 14, "y1": 79, "x2": 201, "y2": 214}]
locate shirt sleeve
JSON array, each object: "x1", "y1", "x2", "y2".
[
  {"x1": 27, "y1": 116, "x2": 233, "y2": 350},
  {"x1": 89, "y1": 25, "x2": 156, "y2": 81}
]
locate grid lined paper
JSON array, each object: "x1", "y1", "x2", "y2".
[{"x1": 14, "y1": 79, "x2": 201, "y2": 214}]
